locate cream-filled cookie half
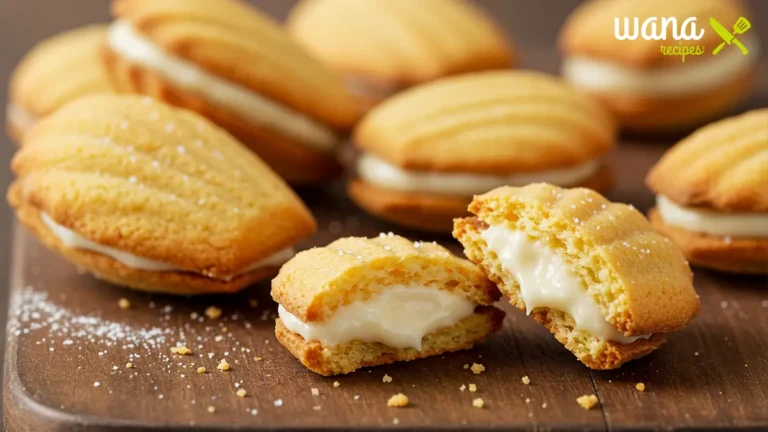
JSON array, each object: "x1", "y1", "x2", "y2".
[
  {"x1": 454, "y1": 183, "x2": 699, "y2": 369},
  {"x1": 272, "y1": 234, "x2": 504, "y2": 376}
]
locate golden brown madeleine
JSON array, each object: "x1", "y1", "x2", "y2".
[
  {"x1": 8, "y1": 94, "x2": 316, "y2": 294},
  {"x1": 287, "y1": 0, "x2": 516, "y2": 111},
  {"x1": 8, "y1": 24, "x2": 115, "y2": 142},
  {"x1": 646, "y1": 109, "x2": 768, "y2": 274},
  {"x1": 272, "y1": 234, "x2": 504, "y2": 375},
  {"x1": 350, "y1": 70, "x2": 616, "y2": 232},
  {"x1": 454, "y1": 183, "x2": 700, "y2": 369},
  {"x1": 559, "y1": 0, "x2": 758, "y2": 131},
  {"x1": 103, "y1": 0, "x2": 360, "y2": 184}
]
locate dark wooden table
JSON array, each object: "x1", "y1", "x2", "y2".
[{"x1": 2, "y1": 1, "x2": 767, "y2": 431}]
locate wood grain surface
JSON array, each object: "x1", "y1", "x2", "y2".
[{"x1": 2, "y1": 1, "x2": 768, "y2": 431}]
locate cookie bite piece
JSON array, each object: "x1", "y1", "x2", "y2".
[
  {"x1": 287, "y1": 0, "x2": 516, "y2": 111},
  {"x1": 560, "y1": 0, "x2": 758, "y2": 131},
  {"x1": 7, "y1": 24, "x2": 115, "y2": 142},
  {"x1": 103, "y1": 0, "x2": 360, "y2": 184},
  {"x1": 454, "y1": 184, "x2": 700, "y2": 369},
  {"x1": 647, "y1": 109, "x2": 768, "y2": 274},
  {"x1": 350, "y1": 71, "x2": 616, "y2": 232},
  {"x1": 8, "y1": 94, "x2": 316, "y2": 294},
  {"x1": 272, "y1": 234, "x2": 504, "y2": 376}
]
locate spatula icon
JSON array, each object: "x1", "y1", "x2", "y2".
[{"x1": 711, "y1": 17, "x2": 751, "y2": 55}]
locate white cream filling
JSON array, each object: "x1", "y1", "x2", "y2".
[
  {"x1": 481, "y1": 225, "x2": 651, "y2": 344},
  {"x1": 107, "y1": 20, "x2": 339, "y2": 153},
  {"x1": 357, "y1": 153, "x2": 601, "y2": 196},
  {"x1": 562, "y1": 36, "x2": 759, "y2": 96},
  {"x1": 278, "y1": 286, "x2": 476, "y2": 350},
  {"x1": 6, "y1": 103, "x2": 38, "y2": 132},
  {"x1": 40, "y1": 212, "x2": 294, "y2": 279},
  {"x1": 656, "y1": 195, "x2": 768, "y2": 238}
]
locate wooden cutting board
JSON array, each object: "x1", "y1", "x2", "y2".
[{"x1": 3, "y1": 143, "x2": 767, "y2": 431}]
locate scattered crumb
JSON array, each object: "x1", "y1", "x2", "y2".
[
  {"x1": 393, "y1": 418, "x2": 399, "y2": 425},
  {"x1": 333, "y1": 381, "x2": 340, "y2": 388},
  {"x1": 170, "y1": 346, "x2": 191, "y2": 355},
  {"x1": 387, "y1": 394, "x2": 409, "y2": 408},
  {"x1": 382, "y1": 374, "x2": 393, "y2": 383},
  {"x1": 253, "y1": 357, "x2": 263, "y2": 362},
  {"x1": 577, "y1": 394, "x2": 599, "y2": 410},
  {"x1": 93, "y1": 381, "x2": 100, "y2": 387},
  {"x1": 311, "y1": 388, "x2": 319, "y2": 396},
  {"x1": 217, "y1": 359, "x2": 230, "y2": 371},
  {"x1": 469, "y1": 384, "x2": 477, "y2": 393},
  {"x1": 118, "y1": 298, "x2": 131, "y2": 309},
  {"x1": 463, "y1": 364, "x2": 469, "y2": 370},
  {"x1": 470, "y1": 363, "x2": 485, "y2": 375},
  {"x1": 197, "y1": 367, "x2": 206, "y2": 374},
  {"x1": 636, "y1": 383, "x2": 646, "y2": 392},
  {"x1": 249, "y1": 299, "x2": 259, "y2": 308},
  {"x1": 125, "y1": 363, "x2": 133, "y2": 369},
  {"x1": 354, "y1": 395, "x2": 360, "y2": 400},
  {"x1": 542, "y1": 402, "x2": 548, "y2": 409},
  {"x1": 525, "y1": 398, "x2": 531, "y2": 404},
  {"x1": 274, "y1": 399, "x2": 283, "y2": 407},
  {"x1": 472, "y1": 398, "x2": 484, "y2": 408},
  {"x1": 460, "y1": 384, "x2": 466, "y2": 392},
  {"x1": 207, "y1": 406, "x2": 216, "y2": 413},
  {"x1": 313, "y1": 405, "x2": 321, "y2": 411},
  {"x1": 205, "y1": 306, "x2": 222, "y2": 320},
  {"x1": 522, "y1": 376, "x2": 531, "y2": 385},
  {"x1": 236, "y1": 389, "x2": 247, "y2": 398},
  {"x1": 221, "y1": 326, "x2": 228, "y2": 333}
]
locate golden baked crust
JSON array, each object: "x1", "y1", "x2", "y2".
[
  {"x1": 9, "y1": 95, "x2": 316, "y2": 286},
  {"x1": 275, "y1": 306, "x2": 504, "y2": 376},
  {"x1": 111, "y1": 0, "x2": 359, "y2": 129},
  {"x1": 453, "y1": 184, "x2": 700, "y2": 368},
  {"x1": 646, "y1": 109, "x2": 768, "y2": 211},
  {"x1": 649, "y1": 209, "x2": 768, "y2": 275},
  {"x1": 355, "y1": 71, "x2": 616, "y2": 173},
  {"x1": 272, "y1": 234, "x2": 501, "y2": 322},
  {"x1": 9, "y1": 24, "x2": 115, "y2": 134},
  {"x1": 559, "y1": 0, "x2": 748, "y2": 67},
  {"x1": 287, "y1": 0, "x2": 516, "y2": 85},
  {"x1": 102, "y1": 48, "x2": 342, "y2": 184},
  {"x1": 347, "y1": 163, "x2": 615, "y2": 232}
]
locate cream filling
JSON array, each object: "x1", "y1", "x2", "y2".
[
  {"x1": 481, "y1": 225, "x2": 651, "y2": 344},
  {"x1": 357, "y1": 153, "x2": 601, "y2": 196},
  {"x1": 6, "y1": 103, "x2": 38, "y2": 132},
  {"x1": 562, "y1": 36, "x2": 759, "y2": 96},
  {"x1": 107, "y1": 20, "x2": 339, "y2": 153},
  {"x1": 656, "y1": 195, "x2": 768, "y2": 238},
  {"x1": 278, "y1": 286, "x2": 476, "y2": 350},
  {"x1": 40, "y1": 212, "x2": 294, "y2": 279}
]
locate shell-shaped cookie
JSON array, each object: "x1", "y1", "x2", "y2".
[
  {"x1": 9, "y1": 25, "x2": 115, "y2": 125},
  {"x1": 559, "y1": 0, "x2": 748, "y2": 67},
  {"x1": 8, "y1": 94, "x2": 316, "y2": 278},
  {"x1": 272, "y1": 234, "x2": 500, "y2": 322},
  {"x1": 355, "y1": 71, "x2": 615, "y2": 173},
  {"x1": 646, "y1": 109, "x2": 768, "y2": 212},
  {"x1": 110, "y1": 0, "x2": 359, "y2": 128},
  {"x1": 287, "y1": 0, "x2": 516, "y2": 84},
  {"x1": 456, "y1": 183, "x2": 699, "y2": 336}
]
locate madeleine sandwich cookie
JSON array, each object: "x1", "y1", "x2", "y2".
[
  {"x1": 7, "y1": 24, "x2": 115, "y2": 142},
  {"x1": 454, "y1": 184, "x2": 700, "y2": 369},
  {"x1": 647, "y1": 109, "x2": 768, "y2": 274},
  {"x1": 350, "y1": 71, "x2": 616, "y2": 232},
  {"x1": 559, "y1": 0, "x2": 759, "y2": 131},
  {"x1": 103, "y1": 0, "x2": 360, "y2": 184},
  {"x1": 272, "y1": 234, "x2": 504, "y2": 375},
  {"x1": 8, "y1": 95, "x2": 316, "y2": 294},
  {"x1": 287, "y1": 0, "x2": 516, "y2": 111}
]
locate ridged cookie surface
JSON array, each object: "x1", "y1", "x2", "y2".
[
  {"x1": 272, "y1": 234, "x2": 500, "y2": 322},
  {"x1": 646, "y1": 109, "x2": 768, "y2": 212},
  {"x1": 355, "y1": 71, "x2": 615, "y2": 173},
  {"x1": 9, "y1": 95, "x2": 316, "y2": 279},
  {"x1": 9, "y1": 25, "x2": 115, "y2": 120},
  {"x1": 287, "y1": 0, "x2": 515, "y2": 84},
  {"x1": 560, "y1": 0, "x2": 747, "y2": 67},
  {"x1": 111, "y1": 0, "x2": 359, "y2": 128}
]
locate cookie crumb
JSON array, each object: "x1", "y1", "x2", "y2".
[
  {"x1": 459, "y1": 384, "x2": 466, "y2": 392},
  {"x1": 170, "y1": 346, "x2": 191, "y2": 355},
  {"x1": 470, "y1": 363, "x2": 485, "y2": 375},
  {"x1": 118, "y1": 298, "x2": 131, "y2": 309},
  {"x1": 217, "y1": 359, "x2": 230, "y2": 371},
  {"x1": 472, "y1": 398, "x2": 484, "y2": 408},
  {"x1": 236, "y1": 389, "x2": 247, "y2": 398},
  {"x1": 313, "y1": 405, "x2": 321, "y2": 411},
  {"x1": 274, "y1": 399, "x2": 283, "y2": 407},
  {"x1": 333, "y1": 381, "x2": 340, "y2": 388},
  {"x1": 636, "y1": 382, "x2": 646, "y2": 392},
  {"x1": 387, "y1": 393, "x2": 409, "y2": 408},
  {"x1": 197, "y1": 367, "x2": 206, "y2": 374},
  {"x1": 311, "y1": 388, "x2": 319, "y2": 396},
  {"x1": 125, "y1": 362, "x2": 133, "y2": 369},
  {"x1": 205, "y1": 306, "x2": 222, "y2": 320},
  {"x1": 207, "y1": 406, "x2": 216, "y2": 414},
  {"x1": 382, "y1": 374, "x2": 393, "y2": 383},
  {"x1": 249, "y1": 299, "x2": 259, "y2": 308},
  {"x1": 463, "y1": 364, "x2": 469, "y2": 370},
  {"x1": 577, "y1": 394, "x2": 599, "y2": 410},
  {"x1": 253, "y1": 356, "x2": 263, "y2": 361},
  {"x1": 522, "y1": 376, "x2": 530, "y2": 385},
  {"x1": 469, "y1": 384, "x2": 477, "y2": 392}
]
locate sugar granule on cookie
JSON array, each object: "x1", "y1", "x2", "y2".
[
  {"x1": 387, "y1": 394, "x2": 409, "y2": 408},
  {"x1": 577, "y1": 394, "x2": 599, "y2": 410},
  {"x1": 471, "y1": 363, "x2": 485, "y2": 375}
]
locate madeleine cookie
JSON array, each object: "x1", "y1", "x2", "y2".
[
  {"x1": 350, "y1": 71, "x2": 616, "y2": 232},
  {"x1": 646, "y1": 109, "x2": 768, "y2": 274},
  {"x1": 8, "y1": 95, "x2": 316, "y2": 294},
  {"x1": 559, "y1": 0, "x2": 758, "y2": 131},
  {"x1": 454, "y1": 184, "x2": 700, "y2": 369},
  {"x1": 272, "y1": 234, "x2": 504, "y2": 375},
  {"x1": 7, "y1": 24, "x2": 115, "y2": 142},
  {"x1": 103, "y1": 0, "x2": 360, "y2": 184},
  {"x1": 287, "y1": 0, "x2": 516, "y2": 112}
]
